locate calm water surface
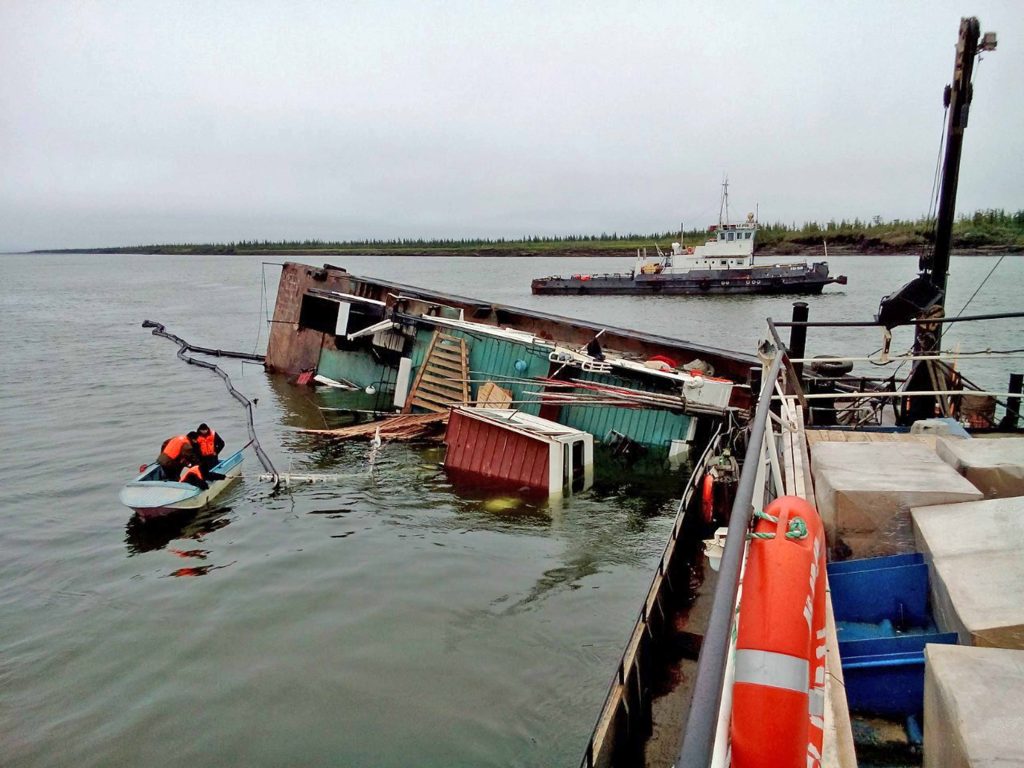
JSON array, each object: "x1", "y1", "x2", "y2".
[{"x1": 1, "y1": 252, "x2": 1020, "y2": 767}]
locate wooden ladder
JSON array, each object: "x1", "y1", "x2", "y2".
[{"x1": 403, "y1": 331, "x2": 470, "y2": 413}]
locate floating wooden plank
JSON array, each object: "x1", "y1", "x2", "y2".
[{"x1": 300, "y1": 412, "x2": 449, "y2": 442}]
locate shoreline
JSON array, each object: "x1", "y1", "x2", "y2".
[{"x1": 19, "y1": 245, "x2": 1024, "y2": 258}]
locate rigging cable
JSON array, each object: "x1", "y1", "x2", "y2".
[
  {"x1": 926, "y1": 102, "x2": 950, "y2": 223},
  {"x1": 142, "y1": 320, "x2": 280, "y2": 486},
  {"x1": 953, "y1": 253, "x2": 1008, "y2": 318},
  {"x1": 919, "y1": 100, "x2": 950, "y2": 270}
]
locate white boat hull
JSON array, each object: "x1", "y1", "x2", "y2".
[{"x1": 119, "y1": 449, "x2": 244, "y2": 520}]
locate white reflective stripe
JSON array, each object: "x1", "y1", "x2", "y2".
[
  {"x1": 734, "y1": 649, "x2": 809, "y2": 694},
  {"x1": 808, "y1": 687, "x2": 825, "y2": 718}
]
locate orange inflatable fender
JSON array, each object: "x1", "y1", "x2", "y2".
[
  {"x1": 730, "y1": 496, "x2": 826, "y2": 768},
  {"x1": 701, "y1": 473, "x2": 715, "y2": 523}
]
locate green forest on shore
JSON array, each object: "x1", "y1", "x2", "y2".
[{"x1": 44, "y1": 208, "x2": 1024, "y2": 257}]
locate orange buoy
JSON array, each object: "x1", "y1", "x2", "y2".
[
  {"x1": 701, "y1": 473, "x2": 715, "y2": 523},
  {"x1": 730, "y1": 496, "x2": 825, "y2": 768}
]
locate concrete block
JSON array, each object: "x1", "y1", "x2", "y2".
[
  {"x1": 912, "y1": 497, "x2": 1024, "y2": 648},
  {"x1": 936, "y1": 436, "x2": 1024, "y2": 499},
  {"x1": 923, "y1": 644, "x2": 1024, "y2": 768},
  {"x1": 810, "y1": 442, "x2": 982, "y2": 559}
]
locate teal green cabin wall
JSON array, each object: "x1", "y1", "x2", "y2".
[
  {"x1": 407, "y1": 327, "x2": 693, "y2": 448},
  {"x1": 559, "y1": 369, "x2": 692, "y2": 450},
  {"x1": 317, "y1": 347, "x2": 390, "y2": 390},
  {"x1": 409, "y1": 328, "x2": 551, "y2": 416},
  {"x1": 560, "y1": 404, "x2": 690, "y2": 452}
]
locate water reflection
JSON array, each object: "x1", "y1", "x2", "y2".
[
  {"x1": 505, "y1": 556, "x2": 602, "y2": 613},
  {"x1": 164, "y1": 562, "x2": 234, "y2": 578},
  {"x1": 124, "y1": 504, "x2": 234, "y2": 554}
]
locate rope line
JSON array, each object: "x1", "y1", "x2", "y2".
[
  {"x1": 749, "y1": 510, "x2": 809, "y2": 540},
  {"x1": 142, "y1": 320, "x2": 280, "y2": 486},
  {"x1": 954, "y1": 253, "x2": 1007, "y2": 319}
]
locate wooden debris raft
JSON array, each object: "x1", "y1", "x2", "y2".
[{"x1": 300, "y1": 412, "x2": 449, "y2": 442}]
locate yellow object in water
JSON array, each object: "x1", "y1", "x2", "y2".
[{"x1": 484, "y1": 497, "x2": 521, "y2": 513}]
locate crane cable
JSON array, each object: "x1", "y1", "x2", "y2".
[{"x1": 142, "y1": 320, "x2": 280, "y2": 487}]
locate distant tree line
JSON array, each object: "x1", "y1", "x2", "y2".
[
  {"x1": 43, "y1": 209, "x2": 1024, "y2": 255},
  {"x1": 756, "y1": 208, "x2": 1024, "y2": 251}
]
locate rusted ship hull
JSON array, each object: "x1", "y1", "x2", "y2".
[
  {"x1": 531, "y1": 262, "x2": 846, "y2": 296},
  {"x1": 265, "y1": 263, "x2": 756, "y2": 383}
]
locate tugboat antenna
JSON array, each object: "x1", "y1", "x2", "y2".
[{"x1": 719, "y1": 176, "x2": 730, "y2": 226}]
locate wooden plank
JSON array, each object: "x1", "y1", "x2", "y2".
[
  {"x1": 432, "y1": 346, "x2": 463, "y2": 358},
  {"x1": 417, "y1": 388, "x2": 464, "y2": 404},
  {"x1": 403, "y1": 331, "x2": 441, "y2": 414},
  {"x1": 792, "y1": 397, "x2": 813, "y2": 499},
  {"x1": 411, "y1": 391, "x2": 458, "y2": 408},
  {"x1": 420, "y1": 372, "x2": 465, "y2": 389},
  {"x1": 781, "y1": 398, "x2": 798, "y2": 496},
  {"x1": 405, "y1": 331, "x2": 469, "y2": 413},
  {"x1": 477, "y1": 381, "x2": 513, "y2": 409}
]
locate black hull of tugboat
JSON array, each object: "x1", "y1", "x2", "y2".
[{"x1": 531, "y1": 262, "x2": 845, "y2": 296}]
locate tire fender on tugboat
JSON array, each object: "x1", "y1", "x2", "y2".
[{"x1": 730, "y1": 496, "x2": 826, "y2": 768}]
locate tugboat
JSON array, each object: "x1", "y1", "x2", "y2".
[{"x1": 531, "y1": 183, "x2": 847, "y2": 296}]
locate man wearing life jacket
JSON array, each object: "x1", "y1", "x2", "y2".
[
  {"x1": 157, "y1": 433, "x2": 196, "y2": 480},
  {"x1": 195, "y1": 423, "x2": 225, "y2": 473},
  {"x1": 179, "y1": 462, "x2": 209, "y2": 490}
]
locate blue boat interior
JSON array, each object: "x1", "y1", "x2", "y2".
[{"x1": 828, "y1": 553, "x2": 957, "y2": 731}]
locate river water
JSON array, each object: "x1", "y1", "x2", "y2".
[{"x1": 1, "y1": 252, "x2": 1020, "y2": 767}]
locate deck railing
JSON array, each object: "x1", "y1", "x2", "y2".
[
  {"x1": 674, "y1": 350, "x2": 784, "y2": 768},
  {"x1": 675, "y1": 304, "x2": 1023, "y2": 767}
]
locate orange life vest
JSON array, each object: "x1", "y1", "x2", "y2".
[
  {"x1": 196, "y1": 430, "x2": 218, "y2": 457},
  {"x1": 163, "y1": 434, "x2": 192, "y2": 460},
  {"x1": 180, "y1": 464, "x2": 204, "y2": 483}
]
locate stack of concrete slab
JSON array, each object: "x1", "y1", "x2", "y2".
[
  {"x1": 923, "y1": 644, "x2": 1024, "y2": 768},
  {"x1": 810, "y1": 442, "x2": 983, "y2": 559},
  {"x1": 936, "y1": 436, "x2": 1024, "y2": 499},
  {"x1": 912, "y1": 495, "x2": 1024, "y2": 648}
]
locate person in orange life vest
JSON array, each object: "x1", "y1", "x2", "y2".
[
  {"x1": 179, "y1": 462, "x2": 209, "y2": 490},
  {"x1": 195, "y1": 423, "x2": 225, "y2": 473},
  {"x1": 157, "y1": 433, "x2": 196, "y2": 481}
]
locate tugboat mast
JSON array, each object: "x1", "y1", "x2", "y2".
[{"x1": 719, "y1": 177, "x2": 730, "y2": 227}]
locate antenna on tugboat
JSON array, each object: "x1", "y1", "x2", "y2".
[{"x1": 719, "y1": 176, "x2": 730, "y2": 226}]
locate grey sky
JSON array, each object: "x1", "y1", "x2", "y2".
[{"x1": 1, "y1": 1, "x2": 1021, "y2": 251}]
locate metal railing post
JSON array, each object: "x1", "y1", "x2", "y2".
[
  {"x1": 675, "y1": 351, "x2": 785, "y2": 768},
  {"x1": 1000, "y1": 372, "x2": 1023, "y2": 430},
  {"x1": 789, "y1": 302, "x2": 809, "y2": 386}
]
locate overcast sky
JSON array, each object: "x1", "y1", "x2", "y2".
[{"x1": 1, "y1": 1, "x2": 1021, "y2": 251}]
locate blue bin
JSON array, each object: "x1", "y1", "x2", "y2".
[{"x1": 827, "y1": 553, "x2": 958, "y2": 717}]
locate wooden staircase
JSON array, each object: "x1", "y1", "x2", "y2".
[{"x1": 403, "y1": 331, "x2": 470, "y2": 413}]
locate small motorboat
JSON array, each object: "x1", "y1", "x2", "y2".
[{"x1": 119, "y1": 449, "x2": 245, "y2": 520}]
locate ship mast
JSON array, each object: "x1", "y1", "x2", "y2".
[
  {"x1": 901, "y1": 17, "x2": 996, "y2": 423},
  {"x1": 917, "y1": 17, "x2": 997, "y2": 350},
  {"x1": 718, "y1": 177, "x2": 730, "y2": 226}
]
